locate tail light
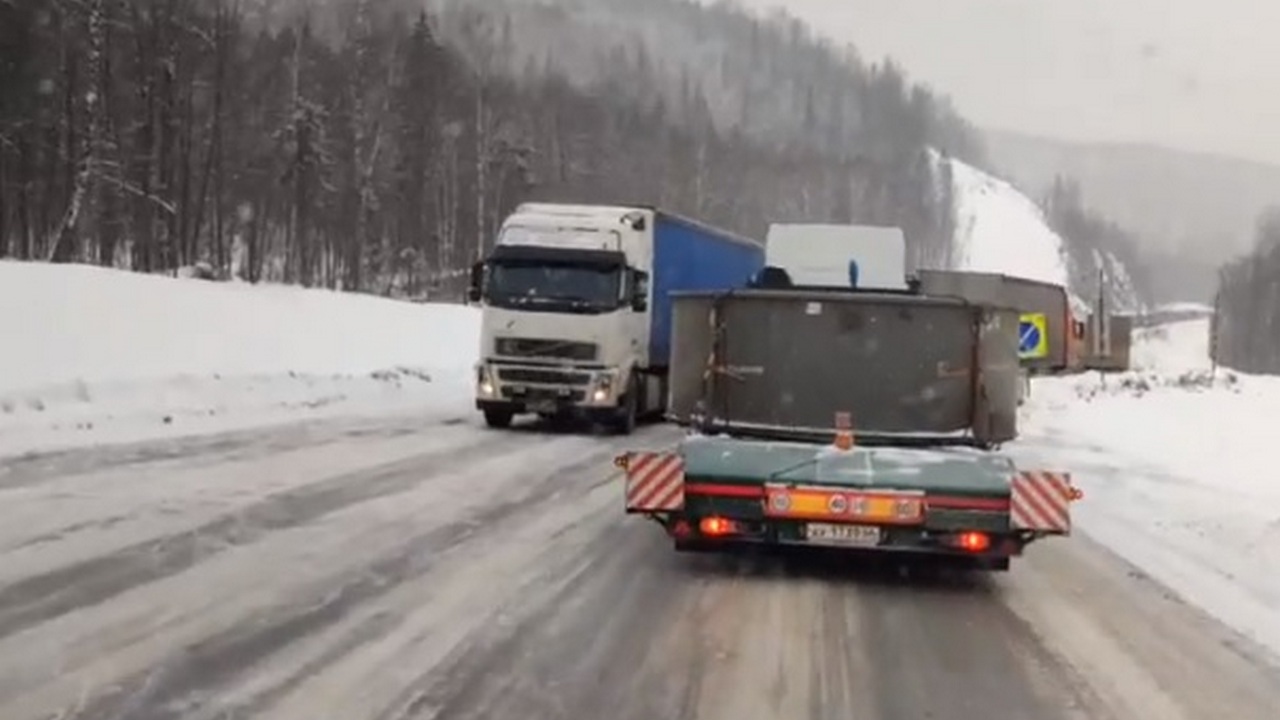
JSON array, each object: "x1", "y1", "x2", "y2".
[
  {"x1": 956, "y1": 531, "x2": 991, "y2": 552},
  {"x1": 699, "y1": 516, "x2": 736, "y2": 537}
]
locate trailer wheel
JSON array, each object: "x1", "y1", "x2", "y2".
[{"x1": 483, "y1": 408, "x2": 514, "y2": 429}]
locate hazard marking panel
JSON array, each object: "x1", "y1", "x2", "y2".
[
  {"x1": 1011, "y1": 471, "x2": 1074, "y2": 533},
  {"x1": 624, "y1": 452, "x2": 685, "y2": 513}
]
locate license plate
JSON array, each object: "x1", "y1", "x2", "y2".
[
  {"x1": 530, "y1": 400, "x2": 557, "y2": 413},
  {"x1": 805, "y1": 523, "x2": 882, "y2": 547}
]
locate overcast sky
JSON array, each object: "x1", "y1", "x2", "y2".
[{"x1": 731, "y1": 0, "x2": 1280, "y2": 165}]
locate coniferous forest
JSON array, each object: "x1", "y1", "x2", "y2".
[
  {"x1": 1213, "y1": 209, "x2": 1280, "y2": 373},
  {"x1": 0, "y1": 0, "x2": 983, "y2": 300}
]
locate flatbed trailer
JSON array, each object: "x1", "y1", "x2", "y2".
[
  {"x1": 620, "y1": 435, "x2": 1079, "y2": 570},
  {"x1": 618, "y1": 284, "x2": 1081, "y2": 570}
]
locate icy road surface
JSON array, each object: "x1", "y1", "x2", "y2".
[{"x1": 0, "y1": 417, "x2": 1277, "y2": 720}]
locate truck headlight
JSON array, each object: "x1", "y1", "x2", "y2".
[
  {"x1": 592, "y1": 373, "x2": 615, "y2": 402},
  {"x1": 477, "y1": 366, "x2": 495, "y2": 396}
]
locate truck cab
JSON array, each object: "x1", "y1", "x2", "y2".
[{"x1": 469, "y1": 204, "x2": 656, "y2": 431}]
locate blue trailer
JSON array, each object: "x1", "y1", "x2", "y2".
[
  {"x1": 469, "y1": 203, "x2": 765, "y2": 433},
  {"x1": 649, "y1": 211, "x2": 767, "y2": 367}
]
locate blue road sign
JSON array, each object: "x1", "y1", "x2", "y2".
[
  {"x1": 1019, "y1": 322, "x2": 1040, "y2": 353},
  {"x1": 1018, "y1": 313, "x2": 1049, "y2": 359}
]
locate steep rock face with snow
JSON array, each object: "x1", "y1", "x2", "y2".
[{"x1": 931, "y1": 152, "x2": 1142, "y2": 314}]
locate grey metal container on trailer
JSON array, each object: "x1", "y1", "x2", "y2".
[
  {"x1": 667, "y1": 289, "x2": 1022, "y2": 445},
  {"x1": 917, "y1": 270, "x2": 1070, "y2": 372}
]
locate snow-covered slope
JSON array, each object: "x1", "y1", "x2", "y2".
[
  {"x1": 1129, "y1": 319, "x2": 1216, "y2": 375},
  {"x1": 1016, "y1": 320, "x2": 1280, "y2": 658},
  {"x1": 935, "y1": 152, "x2": 1142, "y2": 313},
  {"x1": 1155, "y1": 301, "x2": 1213, "y2": 315},
  {"x1": 0, "y1": 261, "x2": 480, "y2": 455},
  {"x1": 947, "y1": 157, "x2": 1072, "y2": 288}
]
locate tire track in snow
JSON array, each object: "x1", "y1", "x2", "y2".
[
  {"x1": 377, "y1": 523, "x2": 704, "y2": 720},
  {"x1": 0, "y1": 416, "x2": 461, "y2": 490},
  {"x1": 8, "y1": 514, "x2": 134, "y2": 552},
  {"x1": 51, "y1": 431, "x2": 664, "y2": 720},
  {"x1": 0, "y1": 432, "x2": 505, "y2": 641}
]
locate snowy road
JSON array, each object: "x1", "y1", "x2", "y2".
[{"x1": 0, "y1": 416, "x2": 1277, "y2": 720}]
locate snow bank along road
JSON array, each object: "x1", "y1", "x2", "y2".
[{"x1": 0, "y1": 416, "x2": 1278, "y2": 720}]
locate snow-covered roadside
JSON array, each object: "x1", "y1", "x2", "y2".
[
  {"x1": 1014, "y1": 318, "x2": 1280, "y2": 659},
  {"x1": 0, "y1": 261, "x2": 481, "y2": 456}
]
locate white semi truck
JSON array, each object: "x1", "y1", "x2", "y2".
[{"x1": 468, "y1": 203, "x2": 765, "y2": 433}]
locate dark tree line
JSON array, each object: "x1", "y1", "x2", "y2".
[
  {"x1": 1213, "y1": 208, "x2": 1280, "y2": 373},
  {"x1": 0, "y1": 0, "x2": 976, "y2": 299},
  {"x1": 439, "y1": 0, "x2": 985, "y2": 163},
  {"x1": 1041, "y1": 175, "x2": 1152, "y2": 311}
]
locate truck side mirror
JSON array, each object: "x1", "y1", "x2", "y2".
[
  {"x1": 631, "y1": 271, "x2": 649, "y2": 312},
  {"x1": 467, "y1": 261, "x2": 485, "y2": 303}
]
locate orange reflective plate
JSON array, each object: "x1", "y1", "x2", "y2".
[
  {"x1": 776, "y1": 491, "x2": 919, "y2": 521},
  {"x1": 786, "y1": 492, "x2": 835, "y2": 516}
]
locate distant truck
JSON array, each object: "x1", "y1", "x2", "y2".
[
  {"x1": 1082, "y1": 313, "x2": 1134, "y2": 372},
  {"x1": 916, "y1": 269, "x2": 1085, "y2": 375},
  {"x1": 468, "y1": 203, "x2": 765, "y2": 433},
  {"x1": 765, "y1": 224, "x2": 909, "y2": 290},
  {"x1": 616, "y1": 281, "x2": 1080, "y2": 571}
]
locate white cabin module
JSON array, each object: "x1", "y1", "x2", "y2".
[{"x1": 765, "y1": 224, "x2": 908, "y2": 290}]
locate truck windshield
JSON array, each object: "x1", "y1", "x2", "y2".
[{"x1": 486, "y1": 261, "x2": 623, "y2": 313}]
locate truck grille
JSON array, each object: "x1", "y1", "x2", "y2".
[
  {"x1": 496, "y1": 367, "x2": 592, "y2": 385},
  {"x1": 501, "y1": 387, "x2": 587, "y2": 402},
  {"x1": 494, "y1": 337, "x2": 598, "y2": 361}
]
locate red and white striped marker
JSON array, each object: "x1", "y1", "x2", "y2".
[
  {"x1": 623, "y1": 452, "x2": 685, "y2": 512},
  {"x1": 1010, "y1": 470, "x2": 1079, "y2": 533}
]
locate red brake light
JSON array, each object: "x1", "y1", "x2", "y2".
[
  {"x1": 700, "y1": 517, "x2": 734, "y2": 537},
  {"x1": 957, "y1": 531, "x2": 991, "y2": 552}
]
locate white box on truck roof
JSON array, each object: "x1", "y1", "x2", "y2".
[{"x1": 764, "y1": 224, "x2": 907, "y2": 290}]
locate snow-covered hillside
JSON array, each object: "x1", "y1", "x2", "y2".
[
  {"x1": 935, "y1": 153, "x2": 1142, "y2": 313},
  {"x1": 0, "y1": 261, "x2": 479, "y2": 456},
  {"x1": 1017, "y1": 320, "x2": 1280, "y2": 657},
  {"x1": 1155, "y1": 301, "x2": 1213, "y2": 315},
  {"x1": 946, "y1": 157, "x2": 1071, "y2": 288}
]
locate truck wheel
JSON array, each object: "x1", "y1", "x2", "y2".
[
  {"x1": 483, "y1": 408, "x2": 514, "y2": 429},
  {"x1": 614, "y1": 377, "x2": 638, "y2": 435}
]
